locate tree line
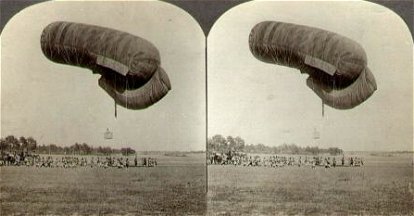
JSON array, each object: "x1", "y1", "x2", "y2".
[
  {"x1": 208, "y1": 134, "x2": 343, "y2": 156},
  {"x1": 0, "y1": 135, "x2": 136, "y2": 156}
]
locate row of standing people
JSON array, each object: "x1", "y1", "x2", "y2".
[
  {"x1": 1, "y1": 154, "x2": 158, "y2": 168},
  {"x1": 210, "y1": 152, "x2": 364, "y2": 168}
]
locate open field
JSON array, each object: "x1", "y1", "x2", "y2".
[
  {"x1": 0, "y1": 153, "x2": 206, "y2": 215},
  {"x1": 2, "y1": 151, "x2": 413, "y2": 215},
  {"x1": 208, "y1": 153, "x2": 414, "y2": 215}
]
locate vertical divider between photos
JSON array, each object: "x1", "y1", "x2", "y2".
[{"x1": 162, "y1": 0, "x2": 253, "y2": 195}]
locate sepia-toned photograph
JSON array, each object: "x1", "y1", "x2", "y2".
[
  {"x1": 207, "y1": 1, "x2": 413, "y2": 215},
  {"x1": 1, "y1": 0, "x2": 413, "y2": 215},
  {"x1": 1, "y1": 1, "x2": 206, "y2": 215}
]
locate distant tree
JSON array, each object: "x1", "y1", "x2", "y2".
[
  {"x1": 234, "y1": 136, "x2": 245, "y2": 152},
  {"x1": 210, "y1": 134, "x2": 227, "y2": 152},
  {"x1": 212, "y1": 134, "x2": 226, "y2": 143},
  {"x1": 49, "y1": 144, "x2": 59, "y2": 154},
  {"x1": 226, "y1": 136, "x2": 236, "y2": 151},
  {"x1": 257, "y1": 143, "x2": 266, "y2": 153},
  {"x1": 96, "y1": 146, "x2": 104, "y2": 154},
  {"x1": 19, "y1": 136, "x2": 28, "y2": 152},
  {"x1": 82, "y1": 143, "x2": 91, "y2": 155},
  {"x1": 121, "y1": 147, "x2": 136, "y2": 156},
  {"x1": 289, "y1": 144, "x2": 300, "y2": 154},
  {"x1": 306, "y1": 146, "x2": 320, "y2": 155},
  {"x1": 5, "y1": 135, "x2": 20, "y2": 152},
  {"x1": 271, "y1": 146, "x2": 279, "y2": 154},
  {"x1": 102, "y1": 147, "x2": 112, "y2": 155},
  {"x1": 327, "y1": 147, "x2": 343, "y2": 155},
  {"x1": 73, "y1": 143, "x2": 80, "y2": 154},
  {"x1": 217, "y1": 134, "x2": 343, "y2": 156},
  {"x1": 27, "y1": 137, "x2": 37, "y2": 153},
  {"x1": 0, "y1": 138, "x2": 7, "y2": 153},
  {"x1": 63, "y1": 146, "x2": 70, "y2": 155},
  {"x1": 207, "y1": 138, "x2": 214, "y2": 152}
]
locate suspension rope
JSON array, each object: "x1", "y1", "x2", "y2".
[
  {"x1": 114, "y1": 100, "x2": 117, "y2": 118},
  {"x1": 322, "y1": 100, "x2": 324, "y2": 117}
]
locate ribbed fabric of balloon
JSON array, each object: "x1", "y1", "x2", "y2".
[
  {"x1": 40, "y1": 21, "x2": 172, "y2": 110},
  {"x1": 249, "y1": 21, "x2": 377, "y2": 109},
  {"x1": 40, "y1": 21, "x2": 160, "y2": 83},
  {"x1": 249, "y1": 21, "x2": 367, "y2": 88}
]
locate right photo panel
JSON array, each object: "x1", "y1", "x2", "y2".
[{"x1": 207, "y1": 1, "x2": 413, "y2": 215}]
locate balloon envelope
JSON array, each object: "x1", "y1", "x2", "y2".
[
  {"x1": 249, "y1": 21, "x2": 376, "y2": 109},
  {"x1": 40, "y1": 21, "x2": 171, "y2": 110}
]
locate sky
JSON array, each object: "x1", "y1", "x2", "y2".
[
  {"x1": 1, "y1": 1, "x2": 206, "y2": 151},
  {"x1": 208, "y1": 1, "x2": 413, "y2": 151}
]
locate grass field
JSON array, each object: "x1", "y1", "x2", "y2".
[
  {"x1": 0, "y1": 153, "x2": 207, "y2": 215},
  {"x1": 2, "y1": 152, "x2": 413, "y2": 215},
  {"x1": 208, "y1": 153, "x2": 414, "y2": 215}
]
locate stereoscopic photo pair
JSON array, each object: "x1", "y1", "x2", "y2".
[{"x1": 1, "y1": 1, "x2": 412, "y2": 215}]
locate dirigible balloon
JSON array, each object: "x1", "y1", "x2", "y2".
[
  {"x1": 41, "y1": 21, "x2": 171, "y2": 110},
  {"x1": 249, "y1": 21, "x2": 376, "y2": 109}
]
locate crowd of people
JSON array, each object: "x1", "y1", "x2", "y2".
[
  {"x1": 0, "y1": 152, "x2": 158, "y2": 168},
  {"x1": 209, "y1": 152, "x2": 364, "y2": 168}
]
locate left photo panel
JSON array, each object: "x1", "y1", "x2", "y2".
[{"x1": 1, "y1": 1, "x2": 206, "y2": 215}]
